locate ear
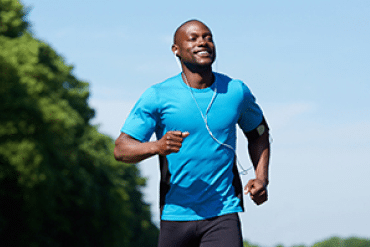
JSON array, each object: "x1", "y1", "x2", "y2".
[{"x1": 172, "y1": 44, "x2": 179, "y2": 57}]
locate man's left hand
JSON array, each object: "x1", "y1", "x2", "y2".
[{"x1": 244, "y1": 178, "x2": 268, "y2": 205}]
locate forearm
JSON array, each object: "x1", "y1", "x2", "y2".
[
  {"x1": 114, "y1": 131, "x2": 189, "y2": 163},
  {"x1": 248, "y1": 131, "x2": 270, "y2": 186},
  {"x1": 114, "y1": 134, "x2": 159, "y2": 163}
]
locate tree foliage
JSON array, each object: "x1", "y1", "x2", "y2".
[
  {"x1": 0, "y1": 0, "x2": 158, "y2": 246},
  {"x1": 312, "y1": 236, "x2": 370, "y2": 247},
  {"x1": 244, "y1": 239, "x2": 260, "y2": 247},
  {"x1": 243, "y1": 237, "x2": 370, "y2": 247},
  {"x1": 0, "y1": 0, "x2": 29, "y2": 38}
]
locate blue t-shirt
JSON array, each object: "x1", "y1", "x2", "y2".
[{"x1": 121, "y1": 72, "x2": 263, "y2": 221}]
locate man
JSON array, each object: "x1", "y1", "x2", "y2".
[{"x1": 114, "y1": 19, "x2": 270, "y2": 247}]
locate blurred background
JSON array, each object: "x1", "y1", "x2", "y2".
[{"x1": 1, "y1": 0, "x2": 369, "y2": 246}]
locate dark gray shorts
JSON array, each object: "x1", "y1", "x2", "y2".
[{"x1": 158, "y1": 213, "x2": 243, "y2": 247}]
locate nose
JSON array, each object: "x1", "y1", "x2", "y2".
[{"x1": 198, "y1": 37, "x2": 207, "y2": 46}]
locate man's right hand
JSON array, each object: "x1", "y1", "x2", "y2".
[{"x1": 155, "y1": 131, "x2": 190, "y2": 156}]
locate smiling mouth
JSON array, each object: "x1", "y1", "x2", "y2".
[{"x1": 195, "y1": 50, "x2": 211, "y2": 56}]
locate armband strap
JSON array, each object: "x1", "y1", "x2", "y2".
[{"x1": 245, "y1": 117, "x2": 269, "y2": 141}]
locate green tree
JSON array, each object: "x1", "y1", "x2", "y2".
[
  {"x1": 0, "y1": 0, "x2": 158, "y2": 246},
  {"x1": 0, "y1": 0, "x2": 29, "y2": 38},
  {"x1": 312, "y1": 236, "x2": 370, "y2": 247},
  {"x1": 343, "y1": 237, "x2": 370, "y2": 247},
  {"x1": 244, "y1": 239, "x2": 260, "y2": 247}
]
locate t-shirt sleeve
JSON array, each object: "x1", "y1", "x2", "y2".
[
  {"x1": 237, "y1": 83, "x2": 264, "y2": 133},
  {"x1": 121, "y1": 87, "x2": 159, "y2": 142}
]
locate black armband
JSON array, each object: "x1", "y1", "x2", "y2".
[{"x1": 245, "y1": 117, "x2": 269, "y2": 141}]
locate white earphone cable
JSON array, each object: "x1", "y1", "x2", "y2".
[{"x1": 182, "y1": 72, "x2": 252, "y2": 175}]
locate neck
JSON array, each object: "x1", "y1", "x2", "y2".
[{"x1": 181, "y1": 64, "x2": 214, "y2": 89}]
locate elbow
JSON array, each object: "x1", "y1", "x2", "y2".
[
  {"x1": 113, "y1": 147, "x2": 122, "y2": 161},
  {"x1": 114, "y1": 146, "x2": 136, "y2": 164},
  {"x1": 114, "y1": 142, "x2": 127, "y2": 162},
  {"x1": 114, "y1": 136, "x2": 129, "y2": 162}
]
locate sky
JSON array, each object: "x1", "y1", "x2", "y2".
[{"x1": 20, "y1": 0, "x2": 370, "y2": 246}]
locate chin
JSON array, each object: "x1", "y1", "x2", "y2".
[
  {"x1": 197, "y1": 58, "x2": 214, "y2": 67},
  {"x1": 199, "y1": 62, "x2": 214, "y2": 68},
  {"x1": 184, "y1": 60, "x2": 214, "y2": 71}
]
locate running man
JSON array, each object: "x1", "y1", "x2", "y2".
[{"x1": 114, "y1": 19, "x2": 270, "y2": 247}]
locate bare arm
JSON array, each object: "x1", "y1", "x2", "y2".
[
  {"x1": 244, "y1": 129, "x2": 270, "y2": 205},
  {"x1": 114, "y1": 131, "x2": 189, "y2": 164}
]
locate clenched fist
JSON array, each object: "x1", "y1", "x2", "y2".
[
  {"x1": 244, "y1": 178, "x2": 268, "y2": 205},
  {"x1": 155, "y1": 131, "x2": 190, "y2": 156}
]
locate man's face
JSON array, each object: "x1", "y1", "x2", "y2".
[{"x1": 173, "y1": 21, "x2": 216, "y2": 68}]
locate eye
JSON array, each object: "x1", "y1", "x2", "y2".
[{"x1": 205, "y1": 36, "x2": 213, "y2": 42}]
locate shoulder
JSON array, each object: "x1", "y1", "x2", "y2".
[
  {"x1": 215, "y1": 72, "x2": 249, "y2": 87},
  {"x1": 140, "y1": 73, "x2": 182, "y2": 98},
  {"x1": 214, "y1": 72, "x2": 232, "y2": 82},
  {"x1": 152, "y1": 73, "x2": 182, "y2": 90},
  {"x1": 214, "y1": 72, "x2": 252, "y2": 96}
]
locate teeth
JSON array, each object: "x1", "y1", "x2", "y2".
[{"x1": 198, "y1": 51, "x2": 209, "y2": 55}]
